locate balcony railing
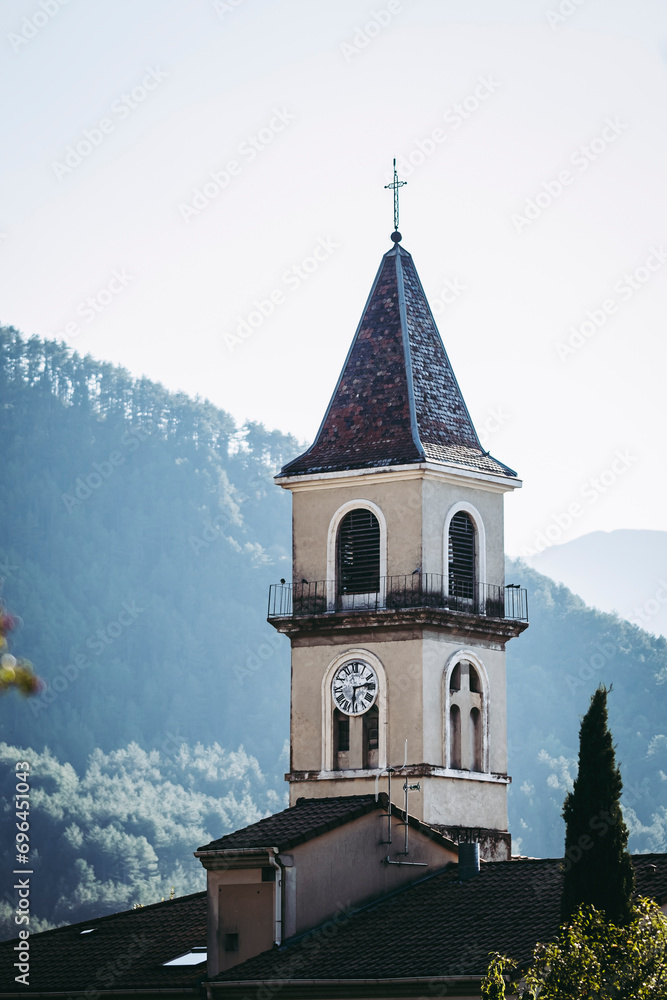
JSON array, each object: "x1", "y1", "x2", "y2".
[{"x1": 267, "y1": 574, "x2": 528, "y2": 621}]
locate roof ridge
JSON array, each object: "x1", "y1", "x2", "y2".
[{"x1": 396, "y1": 246, "x2": 426, "y2": 463}]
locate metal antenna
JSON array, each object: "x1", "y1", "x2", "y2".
[
  {"x1": 384, "y1": 158, "x2": 407, "y2": 244},
  {"x1": 375, "y1": 740, "x2": 424, "y2": 865}
]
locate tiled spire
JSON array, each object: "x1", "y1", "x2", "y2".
[{"x1": 280, "y1": 244, "x2": 515, "y2": 479}]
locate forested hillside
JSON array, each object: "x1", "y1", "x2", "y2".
[
  {"x1": 1, "y1": 328, "x2": 666, "y2": 937},
  {"x1": 0, "y1": 328, "x2": 298, "y2": 936},
  {"x1": 0, "y1": 327, "x2": 298, "y2": 769}
]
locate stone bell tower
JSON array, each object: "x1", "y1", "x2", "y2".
[{"x1": 267, "y1": 234, "x2": 528, "y2": 860}]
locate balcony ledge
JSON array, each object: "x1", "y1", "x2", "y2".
[{"x1": 268, "y1": 604, "x2": 528, "y2": 643}]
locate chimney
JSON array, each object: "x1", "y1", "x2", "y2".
[{"x1": 458, "y1": 842, "x2": 480, "y2": 881}]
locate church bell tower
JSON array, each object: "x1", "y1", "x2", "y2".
[{"x1": 268, "y1": 227, "x2": 528, "y2": 861}]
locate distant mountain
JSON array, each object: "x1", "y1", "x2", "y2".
[
  {"x1": 525, "y1": 530, "x2": 667, "y2": 640},
  {"x1": 1, "y1": 328, "x2": 666, "y2": 936}
]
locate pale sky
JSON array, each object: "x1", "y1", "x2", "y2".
[{"x1": 2, "y1": 0, "x2": 666, "y2": 557}]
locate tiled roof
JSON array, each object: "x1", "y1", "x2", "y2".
[
  {"x1": 197, "y1": 794, "x2": 455, "y2": 854},
  {"x1": 0, "y1": 890, "x2": 207, "y2": 994},
  {"x1": 280, "y1": 244, "x2": 516, "y2": 480},
  {"x1": 196, "y1": 795, "x2": 383, "y2": 853},
  {"x1": 3, "y1": 854, "x2": 666, "y2": 995},
  {"x1": 212, "y1": 853, "x2": 667, "y2": 983}
]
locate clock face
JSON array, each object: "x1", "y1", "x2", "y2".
[{"x1": 332, "y1": 660, "x2": 378, "y2": 716}]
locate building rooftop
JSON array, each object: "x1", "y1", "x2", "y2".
[
  {"x1": 279, "y1": 244, "x2": 516, "y2": 480},
  {"x1": 0, "y1": 890, "x2": 207, "y2": 995},
  {"x1": 212, "y1": 853, "x2": 667, "y2": 984},
  {"x1": 196, "y1": 793, "x2": 456, "y2": 854},
  {"x1": 3, "y1": 854, "x2": 666, "y2": 995}
]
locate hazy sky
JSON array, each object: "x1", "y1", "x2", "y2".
[{"x1": 3, "y1": 0, "x2": 666, "y2": 557}]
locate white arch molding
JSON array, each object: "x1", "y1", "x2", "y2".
[
  {"x1": 321, "y1": 648, "x2": 388, "y2": 772},
  {"x1": 443, "y1": 500, "x2": 486, "y2": 595},
  {"x1": 326, "y1": 499, "x2": 388, "y2": 610},
  {"x1": 442, "y1": 648, "x2": 490, "y2": 773}
]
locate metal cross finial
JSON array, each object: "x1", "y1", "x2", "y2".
[{"x1": 384, "y1": 157, "x2": 407, "y2": 243}]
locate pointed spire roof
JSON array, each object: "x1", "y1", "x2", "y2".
[{"x1": 280, "y1": 243, "x2": 516, "y2": 480}]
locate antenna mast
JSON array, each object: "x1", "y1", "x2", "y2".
[{"x1": 374, "y1": 740, "x2": 424, "y2": 865}]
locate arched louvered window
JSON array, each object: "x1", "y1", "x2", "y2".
[
  {"x1": 337, "y1": 509, "x2": 380, "y2": 595},
  {"x1": 448, "y1": 511, "x2": 475, "y2": 600}
]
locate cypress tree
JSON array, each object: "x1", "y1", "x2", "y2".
[{"x1": 561, "y1": 685, "x2": 634, "y2": 924}]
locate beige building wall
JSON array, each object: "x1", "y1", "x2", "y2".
[
  {"x1": 288, "y1": 468, "x2": 511, "y2": 588},
  {"x1": 205, "y1": 866, "x2": 275, "y2": 976},
  {"x1": 289, "y1": 630, "x2": 509, "y2": 831},
  {"x1": 287, "y1": 811, "x2": 457, "y2": 933}
]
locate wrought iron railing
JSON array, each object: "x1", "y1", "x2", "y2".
[{"x1": 267, "y1": 574, "x2": 528, "y2": 621}]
